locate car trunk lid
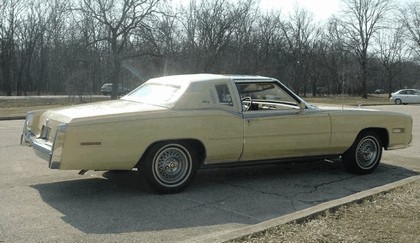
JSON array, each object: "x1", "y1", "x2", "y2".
[{"x1": 40, "y1": 99, "x2": 166, "y2": 124}]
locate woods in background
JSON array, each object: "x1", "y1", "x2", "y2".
[{"x1": 1, "y1": 0, "x2": 420, "y2": 98}]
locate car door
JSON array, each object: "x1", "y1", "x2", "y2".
[
  {"x1": 235, "y1": 81, "x2": 331, "y2": 161},
  {"x1": 398, "y1": 90, "x2": 409, "y2": 103},
  {"x1": 412, "y1": 90, "x2": 420, "y2": 103},
  {"x1": 405, "y1": 90, "x2": 415, "y2": 103},
  {"x1": 240, "y1": 109, "x2": 331, "y2": 161}
]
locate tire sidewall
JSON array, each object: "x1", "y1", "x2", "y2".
[
  {"x1": 343, "y1": 132, "x2": 382, "y2": 174},
  {"x1": 141, "y1": 142, "x2": 198, "y2": 194}
]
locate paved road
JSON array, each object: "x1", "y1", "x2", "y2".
[{"x1": 0, "y1": 105, "x2": 419, "y2": 242}]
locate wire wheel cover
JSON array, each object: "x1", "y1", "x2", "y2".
[
  {"x1": 356, "y1": 136, "x2": 380, "y2": 169},
  {"x1": 153, "y1": 145, "x2": 191, "y2": 186}
]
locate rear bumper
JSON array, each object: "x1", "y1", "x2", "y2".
[
  {"x1": 20, "y1": 119, "x2": 66, "y2": 169},
  {"x1": 20, "y1": 131, "x2": 53, "y2": 162}
]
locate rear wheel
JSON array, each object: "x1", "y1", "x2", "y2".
[
  {"x1": 342, "y1": 131, "x2": 382, "y2": 174},
  {"x1": 140, "y1": 142, "x2": 198, "y2": 194}
]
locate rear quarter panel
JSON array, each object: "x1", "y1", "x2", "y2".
[{"x1": 58, "y1": 109, "x2": 243, "y2": 170}]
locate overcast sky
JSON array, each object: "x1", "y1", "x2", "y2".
[
  {"x1": 259, "y1": 0, "x2": 340, "y2": 20},
  {"x1": 173, "y1": 0, "x2": 341, "y2": 21}
]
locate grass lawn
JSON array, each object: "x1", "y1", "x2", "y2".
[
  {"x1": 230, "y1": 179, "x2": 420, "y2": 243},
  {"x1": 0, "y1": 95, "x2": 109, "y2": 118}
]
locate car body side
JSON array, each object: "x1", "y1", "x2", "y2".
[
  {"x1": 390, "y1": 89, "x2": 420, "y2": 104},
  {"x1": 22, "y1": 75, "x2": 413, "y2": 171}
]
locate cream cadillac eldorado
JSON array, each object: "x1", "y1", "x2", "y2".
[{"x1": 21, "y1": 74, "x2": 413, "y2": 193}]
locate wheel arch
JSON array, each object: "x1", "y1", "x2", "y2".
[
  {"x1": 343, "y1": 127, "x2": 385, "y2": 174},
  {"x1": 136, "y1": 138, "x2": 206, "y2": 168},
  {"x1": 357, "y1": 127, "x2": 389, "y2": 148}
]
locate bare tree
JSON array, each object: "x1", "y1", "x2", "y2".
[
  {"x1": 335, "y1": 0, "x2": 391, "y2": 98},
  {"x1": 242, "y1": 11, "x2": 281, "y2": 76},
  {"x1": 280, "y1": 6, "x2": 321, "y2": 95},
  {"x1": 399, "y1": 1, "x2": 420, "y2": 59},
  {"x1": 42, "y1": 0, "x2": 72, "y2": 94},
  {"x1": 1, "y1": 0, "x2": 419, "y2": 96},
  {"x1": 180, "y1": 0, "x2": 255, "y2": 73},
  {"x1": 374, "y1": 26, "x2": 406, "y2": 96},
  {"x1": 0, "y1": 0, "x2": 22, "y2": 96},
  {"x1": 325, "y1": 18, "x2": 357, "y2": 95},
  {"x1": 15, "y1": 0, "x2": 51, "y2": 96},
  {"x1": 136, "y1": 5, "x2": 180, "y2": 76},
  {"x1": 78, "y1": 0, "x2": 161, "y2": 99}
]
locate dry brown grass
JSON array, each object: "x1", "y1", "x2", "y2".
[
  {"x1": 0, "y1": 96, "x2": 108, "y2": 118},
  {"x1": 229, "y1": 179, "x2": 420, "y2": 243}
]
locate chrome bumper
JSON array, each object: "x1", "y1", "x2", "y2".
[
  {"x1": 20, "y1": 131, "x2": 53, "y2": 162},
  {"x1": 21, "y1": 117, "x2": 66, "y2": 169}
]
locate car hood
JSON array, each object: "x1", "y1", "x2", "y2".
[
  {"x1": 41, "y1": 99, "x2": 166, "y2": 124},
  {"x1": 315, "y1": 104, "x2": 411, "y2": 117}
]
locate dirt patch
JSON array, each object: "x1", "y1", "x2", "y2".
[{"x1": 229, "y1": 178, "x2": 420, "y2": 243}]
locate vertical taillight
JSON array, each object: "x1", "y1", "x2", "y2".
[{"x1": 49, "y1": 124, "x2": 67, "y2": 169}]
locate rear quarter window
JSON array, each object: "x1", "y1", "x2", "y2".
[{"x1": 215, "y1": 84, "x2": 233, "y2": 106}]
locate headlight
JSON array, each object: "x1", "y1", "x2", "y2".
[{"x1": 50, "y1": 124, "x2": 67, "y2": 169}]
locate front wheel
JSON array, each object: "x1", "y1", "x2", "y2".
[
  {"x1": 140, "y1": 142, "x2": 198, "y2": 194},
  {"x1": 342, "y1": 132, "x2": 382, "y2": 174},
  {"x1": 394, "y1": 98, "x2": 402, "y2": 105}
]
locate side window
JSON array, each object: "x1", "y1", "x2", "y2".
[
  {"x1": 235, "y1": 82, "x2": 299, "y2": 111},
  {"x1": 215, "y1": 84, "x2": 233, "y2": 106}
]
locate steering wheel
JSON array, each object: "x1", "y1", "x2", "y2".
[{"x1": 241, "y1": 96, "x2": 253, "y2": 111}]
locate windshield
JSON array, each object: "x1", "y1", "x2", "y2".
[{"x1": 122, "y1": 83, "x2": 182, "y2": 107}]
